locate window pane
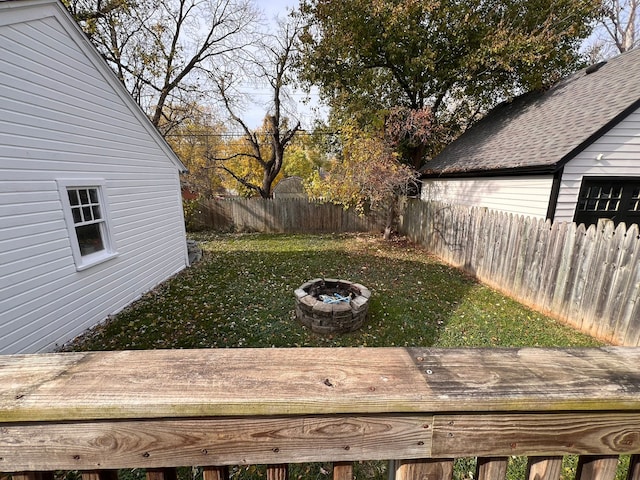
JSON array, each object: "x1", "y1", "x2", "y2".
[
  {"x1": 79, "y1": 189, "x2": 89, "y2": 204},
  {"x1": 82, "y1": 206, "x2": 93, "y2": 221},
  {"x1": 89, "y1": 188, "x2": 99, "y2": 203},
  {"x1": 71, "y1": 206, "x2": 82, "y2": 223},
  {"x1": 630, "y1": 188, "x2": 640, "y2": 212},
  {"x1": 92, "y1": 205, "x2": 102, "y2": 220},
  {"x1": 75, "y1": 223, "x2": 104, "y2": 256},
  {"x1": 68, "y1": 190, "x2": 79, "y2": 206}
]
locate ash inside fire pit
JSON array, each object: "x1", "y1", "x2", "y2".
[{"x1": 294, "y1": 278, "x2": 370, "y2": 334}]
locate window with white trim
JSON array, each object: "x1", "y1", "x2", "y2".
[{"x1": 57, "y1": 179, "x2": 117, "y2": 270}]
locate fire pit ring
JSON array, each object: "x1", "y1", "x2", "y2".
[{"x1": 294, "y1": 278, "x2": 371, "y2": 334}]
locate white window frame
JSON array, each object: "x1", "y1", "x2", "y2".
[{"x1": 57, "y1": 179, "x2": 118, "y2": 271}]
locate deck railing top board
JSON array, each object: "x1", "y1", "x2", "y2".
[{"x1": 1, "y1": 347, "x2": 640, "y2": 423}]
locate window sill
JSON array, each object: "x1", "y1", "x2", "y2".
[{"x1": 75, "y1": 250, "x2": 119, "y2": 271}]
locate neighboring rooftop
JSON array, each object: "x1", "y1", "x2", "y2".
[{"x1": 421, "y1": 48, "x2": 640, "y2": 176}]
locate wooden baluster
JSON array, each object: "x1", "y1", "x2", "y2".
[
  {"x1": 267, "y1": 464, "x2": 288, "y2": 480},
  {"x1": 12, "y1": 473, "x2": 55, "y2": 480},
  {"x1": 333, "y1": 461, "x2": 353, "y2": 480},
  {"x1": 576, "y1": 456, "x2": 619, "y2": 480},
  {"x1": 81, "y1": 471, "x2": 119, "y2": 480},
  {"x1": 395, "y1": 459, "x2": 454, "y2": 480},
  {"x1": 627, "y1": 455, "x2": 640, "y2": 480},
  {"x1": 527, "y1": 456, "x2": 563, "y2": 480},
  {"x1": 476, "y1": 457, "x2": 508, "y2": 480},
  {"x1": 203, "y1": 466, "x2": 229, "y2": 480},
  {"x1": 146, "y1": 468, "x2": 177, "y2": 480}
]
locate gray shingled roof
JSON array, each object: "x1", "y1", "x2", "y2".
[{"x1": 421, "y1": 48, "x2": 640, "y2": 177}]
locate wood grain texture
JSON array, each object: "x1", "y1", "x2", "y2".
[
  {"x1": 146, "y1": 469, "x2": 177, "y2": 480},
  {"x1": 526, "y1": 457, "x2": 562, "y2": 480},
  {"x1": 202, "y1": 466, "x2": 229, "y2": 480},
  {"x1": 332, "y1": 462, "x2": 353, "y2": 480},
  {"x1": 0, "y1": 414, "x2": 432, "y2": 470},
  {"x1": 395, "y1": 459, "x2": 454, "y2": 480},
  {"x1": 576, "y1": 456, "x2": 619, "y2": 480},
  {"x1": 409, "y1": 347, "x2": 640, "y2": 412},
  {"x1": 2, "y1": 348, "x2": 640, "y2": 424},
  {"x1": 267, "y1": 465, "x2": 287, "y2": 480},
  {"x1": 0, "y1": 348, "x2": 427, "y2": 422},
  {"x1": 475, "y1": 457, "x2": 508, "y2": 480},
  {"x1": 430, "y1": 412, "x2": 640, "y2": 457}
]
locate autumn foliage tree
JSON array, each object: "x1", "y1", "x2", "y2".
[
  {"x1": 307, "y1": 123, "x2": 417, "y2": 239},
  {"x1": 164, "y1": 110, "x2": 226, "y2": 198},
  {"x1": 299, "y1": 0, "x2": 600, "y2": 165}
]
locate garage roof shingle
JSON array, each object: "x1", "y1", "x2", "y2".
[{"x1": 422, "y1": 48, "x2": 640, "y2": 177}]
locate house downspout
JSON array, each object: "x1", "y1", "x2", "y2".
[{"x1": 546, "y1": 167, "x2": 563, "y2": 222}]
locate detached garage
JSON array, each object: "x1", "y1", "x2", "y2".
[{"x1": 421, "y1": 48, "x2": 640, "y2": 228}]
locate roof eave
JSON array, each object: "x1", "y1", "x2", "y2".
[{"x1": 420, "y1": 163, "x2": 560, "y2": 179}]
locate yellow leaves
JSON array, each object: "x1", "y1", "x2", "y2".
[{"x1": 307, "y1": 124, "x2": 416, "y2": 211}]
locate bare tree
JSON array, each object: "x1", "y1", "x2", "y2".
[
  {"x1": 209, "y1": 15, "x2": 302, "y2": 198},
  {"x1": 588, "y1": 0, "x2": 638, "y2": 60},
  {"x1": 603, "y1": 0, "x2": 638, "y2": 52},
  {"x1": 66, "y1": 0, "x2": 258, "y2": 133}
]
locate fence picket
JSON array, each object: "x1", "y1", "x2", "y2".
[
  {"x1": 193, "y1": 197, "x2": 640, "y2": 346},
  {"x1": 398, "y1": 200, "x2": 640, "y2": 346}
]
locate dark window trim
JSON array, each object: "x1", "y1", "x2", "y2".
[{"x1": 573, "y1": 176, "x2": 640, "y2": 227}]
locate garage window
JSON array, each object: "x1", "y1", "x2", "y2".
[{"x1": 574, "y1": 177, "x2": 640, "y2": 227}]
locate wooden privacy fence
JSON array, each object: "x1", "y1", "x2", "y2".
[
  {"x1": 1, "y1": 347, "x2": 640, "y2": 480},
  {"x1": 397, "y1": 199, "x2": 640, "y2": 347},
  {"x1": 189, "y1": 198, "x2": 385, "y2": 233}
]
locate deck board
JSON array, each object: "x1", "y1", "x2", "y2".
[{"x1": 1, "y1": 347, "x2": 640, "y2": 422}]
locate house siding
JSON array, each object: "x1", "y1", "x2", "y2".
[
  {"x1": 555, "y1": 107, "x2": 640, "y2": 224},
  {"x1": 0, "y1": 1, "x2": 187, "y2": 354},
  {"x1": 420, "y1": 176, "x2": 554, "y2": 218}
]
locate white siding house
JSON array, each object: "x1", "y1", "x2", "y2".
[
  {"x1": 421, "y1": 49, "x2": 640, "y2": 227},
  {"x1": 0, "y1": 0, "x2": 189, "y2": 354}
]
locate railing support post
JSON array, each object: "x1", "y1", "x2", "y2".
[
  {"x1": 395, "y1": 459, "x2": 454, "y2": 480},
  {"x1": 12, "y1": 473, "x2": 54, "y2": 480},
  {"x1": 333, "y1": 461, "x2": 353, "y2": 480},
  {"x1": 203, "y1": 466, "x2": 229, "y2": 480},
  {"x1": 82, "y1": 471, "x2": 118, "y2": 480},
  {"x1": 526, "y1": 456, "x2": 562, "y2": 480},
  {"x1": 576, "y1": 456, "x2": 619, "y2": 480},
  {"x1": 267, "y1": 464, "x2": 288, "y2": 480},
  {"x1": 476, "y1": 457, "x2": 508, "y2": 480}
]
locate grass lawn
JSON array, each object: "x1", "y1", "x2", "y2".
[
  {"x1": 62, "y1": 232, "x2": 602, "y2": 351},
  {"x1": 59, "y1": 233, "x2": 613, "y2": 480}
]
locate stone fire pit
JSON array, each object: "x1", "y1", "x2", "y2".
[{"x1": 294, "y1": 278, "x2": 371, "y2": 334}]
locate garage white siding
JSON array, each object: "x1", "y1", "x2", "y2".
[
  {"x1": 421, "y1": 175, "x2": 554, "y2": 218},
  {"x1": 554, "y1": 108, "x2": 640, "y2": 224},
  {"x1": 0, "y1": 0, "x2": 188, "y2": 354}
]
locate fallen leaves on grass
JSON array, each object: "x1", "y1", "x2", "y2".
[{"x1": 60, "y1": 233, "x2": 602, "y2": 352}]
